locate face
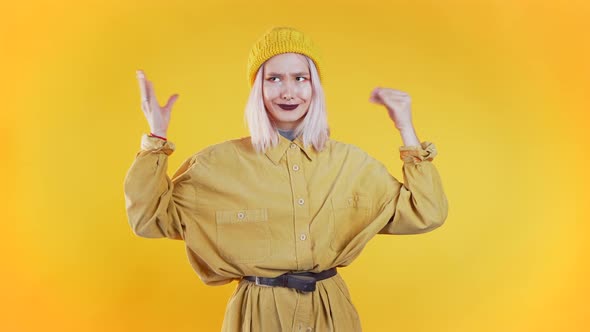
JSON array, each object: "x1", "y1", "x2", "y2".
[{"x1": 262, "y1": 53, "x2": 312, "y2": 131}]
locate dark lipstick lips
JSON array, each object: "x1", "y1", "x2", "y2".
[{"x1": 278, "y1": 104, "x2": 299, "y2": 110}]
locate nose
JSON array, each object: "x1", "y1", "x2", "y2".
[{"x1": 281, "y1": 80, "x2": 295, "y2": 101}]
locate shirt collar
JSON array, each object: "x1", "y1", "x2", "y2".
[{"x1": 265, "y1": 133, "x2": 315, "y2": 165}]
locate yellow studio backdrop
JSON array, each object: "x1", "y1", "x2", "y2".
[{"x1": 2, "y1": 0, "x2": 589, "y2": 331}]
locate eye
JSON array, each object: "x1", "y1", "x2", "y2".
[
  {"x1": 268, "y1": 77, "x2": 279, "y2": 82},
  {"x1": 296, "y1": 77, "x2": 308, "y2": 82}
]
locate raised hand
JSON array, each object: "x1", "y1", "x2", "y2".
[
  {"x1": 369, "y1": 87, "x2": 413, "y2": 131},
  {"x1": 136, "y1": 69, "x2": 179, "y2": 138}
]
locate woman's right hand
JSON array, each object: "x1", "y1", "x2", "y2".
[{"x1": 136, "y1": 69, "x2": 179, "y2": 138}]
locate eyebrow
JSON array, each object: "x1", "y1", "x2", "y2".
[{"x1": 265, "y1": 72, "x2": 310, "y2": 77}]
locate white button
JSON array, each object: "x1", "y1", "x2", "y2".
[
  {"x1": 292, "y1": 164, "x2": 300, "y2": 171},
  {"x1": 237, "y1": 212, "x2": 245, "y2": 220},
  {"x1": 290, "y1": 143, "x2": 297, "y2": 149},
  {"x1": 298, "y1": 198, "x2": 305, "y2": 205},
  {"x1": 300, "y1": 233, "x2": 307, "y2": 241}
]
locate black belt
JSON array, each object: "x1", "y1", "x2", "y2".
[{"x1": 243, "y1": 267, "x2": 337, "y2": 293}]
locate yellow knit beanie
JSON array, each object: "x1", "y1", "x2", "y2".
[{"x1": 247, "y1": 26, "x2": 323, "y2": 87}]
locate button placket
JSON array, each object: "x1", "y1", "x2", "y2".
[{"x1": 286, "y1": 142, "x2": 313, "y2": 270}]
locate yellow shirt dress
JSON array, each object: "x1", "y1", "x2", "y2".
[{"x1": 124, "y1": 133, "x2": 448, "y2": 332}]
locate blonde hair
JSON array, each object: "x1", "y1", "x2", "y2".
[{"x1": 244, "y1": 55, "x2": 330, "y2": 154}]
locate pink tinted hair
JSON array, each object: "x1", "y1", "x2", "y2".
[{"x1": 244, "y1": 55, "x2": 330, "y2": 154}]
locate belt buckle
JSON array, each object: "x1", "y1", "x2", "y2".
[{"x1": 254, "y1": 276, "x2": 272, "y2": 287}]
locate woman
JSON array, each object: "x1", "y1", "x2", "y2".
[{"x1": 124, "y1": 26, "x2": 448, "y2": 332}]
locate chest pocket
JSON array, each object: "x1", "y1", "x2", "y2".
[
  {"x1": 330, "y1": 194, "x2": 372, "y2": 253},
  {"x1": 215, "y1": 208, "x2": 271, "y2": 263}
]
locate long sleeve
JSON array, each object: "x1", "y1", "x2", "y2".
[
  {"x1": 378, "y1": 141, "x2": 448, "y2": 235},
  {"x1": 123, "y1": 134, "x2": 198, "y2": 240}
]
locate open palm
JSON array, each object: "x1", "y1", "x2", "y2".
[{"x1": 136, "y1": 69, "x2": 179, "y2": 137}]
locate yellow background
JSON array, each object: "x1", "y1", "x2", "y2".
[{"x1": 2, "y1": 0, "x2": 589, "y2": 331}]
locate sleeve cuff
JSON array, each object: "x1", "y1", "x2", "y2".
[
  {"x1": 140, "y1": 133, "x2": 176, "y2": 156},
  {"x1": 399, "y1": 141, "x2": 437, "y2": 163}
]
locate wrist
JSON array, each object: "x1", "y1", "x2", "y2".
[
  {"x1": 397, "y1": 124, "x2": 415, "y2": 133},
  {"x1": 398, "y1": 127, "x2": 420, "y2": 147},
  {"x1": 149, "y1": 132, "x2": 168, "y2": 141}
]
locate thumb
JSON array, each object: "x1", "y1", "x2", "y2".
[{"x1": 164, "y1": 94, "x2": 179, "y2": 110}]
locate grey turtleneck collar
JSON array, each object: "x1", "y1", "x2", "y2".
[{"x1": 277, "y1": 128, "x2": 297, "y2": 141}]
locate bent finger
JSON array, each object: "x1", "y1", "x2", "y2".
[{"x1": 163, "y1": 94, "x2": 179, "y2": 110}]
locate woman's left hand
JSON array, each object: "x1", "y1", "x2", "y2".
[{"x1": 369, "y1": 87, "x2": 414, "y2": 131}]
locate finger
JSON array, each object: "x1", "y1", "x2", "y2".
[
  {"x1": 388, "y1": 89, "x2": 409, "y2": 96},
  {"x1": 368, "y1": 96, "x2": 382, "y2": 104},
  {"x1": 379, "y1": 90, "x2": 409, "y2": 102},
  {"x1": 369, "y1": 87, "x2": 381, "y2": 98},
  {"x1": 136, "y1": 70, "x2": 149, "y2": 102},
  {"x1": 384, "y1": 94, "x2": 408, "y2": 101},
  {"x1": 147, "y1": 80, "x2": 158, "y2": 107},
  {"x1": 163, "y1": 94, "x2": 179, "y2": 110},
  {"x1": 368, "y1": 87, "x2": 382, "y2": 102},
  {"x1": 141, "y1": 100, "x2": 151, "y2": 114}
]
